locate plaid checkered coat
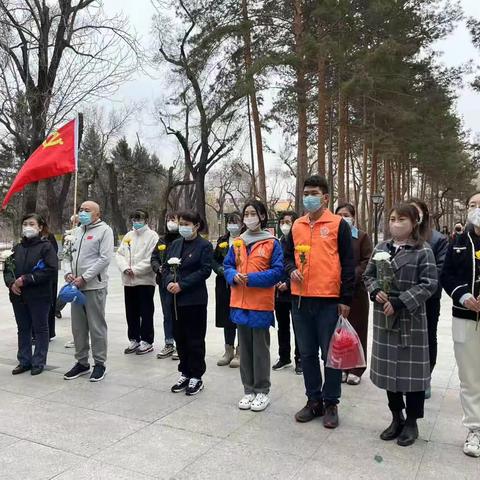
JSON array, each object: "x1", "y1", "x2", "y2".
[{"x1": 363, "y1": 241, "x2": 438, "y2": 392}]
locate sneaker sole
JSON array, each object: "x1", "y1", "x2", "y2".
[
  {"x1": 157, "y1": 352, "x2": 173, "y2": 359},
  {"x1": 464, "y1": 449, "x2": 480, "y2": 458},
  {"x1": 186, "y1": 384, "x2": 204, "y2": 396},
  {"x1": 89, "y1": 372, "x2": 106, "y2": 382},
  {"x1": 64, "y1": 369, "x2": 90, "y2": 380},
  {"x1": 171, "y1": 386, "x2": 188, "y2": 393},
  {"x1": 136, "y1": 348, "x2": 154, "y2": 355},
  {"x1": 124, "y1": 349, "x2": 138, "y2": 355},
  {"x1": 272, "y1": 363, "x2": 291, "y2": 371},
  {"x1": 172, "y1": 357, "x2": 179, "y2": 361},
  {"x1": 251, "y1": 402, "x2": 270, "y2": 412},
  {"x1": 238, "y1": 403, "x2": 252, "y2": 410}
]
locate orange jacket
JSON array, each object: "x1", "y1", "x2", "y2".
[
  {"x1": 290, "y1": 210, "x2": 342, "y2": 298},
  {"x1": 229, "y1": 239, "x2": 277, "y2": 311}
]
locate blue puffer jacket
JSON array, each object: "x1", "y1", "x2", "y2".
[{"x1": 224, "y1": 238, "x2": 284, "y2": 328}]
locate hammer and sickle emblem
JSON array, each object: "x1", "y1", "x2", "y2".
[{"x1": 42, "y1": 131, "x2": 64, "y2": 148}]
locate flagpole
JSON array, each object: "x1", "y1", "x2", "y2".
[{"x1": 73, "y1": 113, "x2": 83, "y2": 226}]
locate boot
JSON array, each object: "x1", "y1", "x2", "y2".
[
  {"x1": 397, "y1": 417, "x2": 419, "y2": 447},
  {"x1": 229, "y1": 346, "x2": 240, "y2": 368},
  {"x1": 217, "y1": 344, "x2": 235, "y2": 366},
  {"x1": 380, "y1": 411, "x2": 405, "y2": 441}
]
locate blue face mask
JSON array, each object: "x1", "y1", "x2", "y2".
[
  {"x1": 303, "y1": 195, "x2": 322, "y2": 213},
  {"x1": 132, "y1": 222, "x2": 145, "y2": 230},
  {"x1": 78, "y1": 211, "x2": 92, "y2": 226},
  {"x1": 179, "y1": 225, "x2": 194, "y2": 239}
]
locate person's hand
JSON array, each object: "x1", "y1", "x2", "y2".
[
  {"x1": 338, "y1": 304, "x2": 350, "y2": 318},
  {"x1": 10, "y1": 283, "x2": 21, "y2": 295},
  {"x1": 375, "y1": 291, "x2": 389, "y2": 304},
  {"x1": 65, "y1": 273, "x2": 75, "y2": 283},
  {"x1": 383, "y1": 301, "x2": 395, "y2": 316},
  {"x1": 277, "y1": 282, "x2": 288, "y2": 292},
  {"x1": 72, "y1": 276, "x2": 86, "y2": 289},
  {"x1": 464, "y1": 296, "x2": 480, "y2": 313},
  {"x1": 291, "y1": 269, "x2": 304, "y2": 283},
  {"x1": 234, "y1": 273, "x2": 248, "y2": 286},
  {"x1": 124, "y1": 268, "x2": 135, "y2": 278},
  {"x1": 167, "y1": 282, "x2": 182, "y2": 294},
  {"x1": 15, "y1": 276, "x2": 24, "y2": 288}
]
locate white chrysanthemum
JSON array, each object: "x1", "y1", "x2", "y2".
[
  {"x1": 0, "y1": 250, "x2": 13, "y2": 261},
  {"x1": 167, "y1": 257, "x2": 182, "y2": 266},
  {"x1": 372, "y1": 251, "x2": 390, "y2": 262}
]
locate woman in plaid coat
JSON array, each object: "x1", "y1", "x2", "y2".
[{"x1": 364, "y1": 203, "x2": 438, "y2": 447}]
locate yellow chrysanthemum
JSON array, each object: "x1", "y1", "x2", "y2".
[
  {"x1": 476, "y1": 250, "x2": 480, "y2": 260},
  {"x1": 158, "y1": 244, "x2": 167, "y2": 251},
  {"x1": 295, "y1": 244, "x2": 311, "y2": 254},
  {"x1": 124, "y1": 238, "x2": 132, "y2": 246},
  {"x1": 233, "y1": 239, "x2": 243, "y2": 248},
  {"x1": 218, "y1": 242, "x2": 229, "y2": 249}
]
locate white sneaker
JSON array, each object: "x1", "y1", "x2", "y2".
[
  {"x1": 136, "y1": 341, "x2": 154, "y2": 355},
  {"x1": 347, "y1": 373, "x2": 361, "y2": 385},
  {"x1": 238, "y1": 393, "x2": 256, "y2": 410},
  {"x1": 464, "y1": 429, "x2": 480, "y2": 457},
  {"x1": 64, "y1": 339, "x2": 75, "y2": 348},
  {"x1": 251, "y1": 393, "x2": 270, "y2": 412},
  {"x1": 341, "y1": 372, "x2": 347, "y2": 383}
]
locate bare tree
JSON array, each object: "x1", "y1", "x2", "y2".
[{"x1": 0, "y1": 0, "x2": 139, "y2": 224}]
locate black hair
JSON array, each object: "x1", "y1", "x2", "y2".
[
  {"x1": 177, "y1": 210, "x2": 205, "y2": 231},
  {"x1": 225, "y1": 211, "x2": 242, "y2": 224},
  {"x1": 21, "y1": 213, "x2": 49, "y2": 236},
  {"x1": 166, "y1": 212, "x2": 178, "y2": 221},
  {"x1": 242, "y1": 199, "x2": 268, "y2": 228},
  {"x1": 304, "y1": 175, "x2": 329, "y2": 194},
  {"x1": 130, "y1": 209, "x2": 149, "y2": 221},
  {"x1": 467, "y1": 191, "x2": 480, "y2": 206},
  {"x1": 335, "y1": 203, "x2": 355, "y2": 217},
  {"x1": 389, "y1": 203, "x2": 423, "y2": 247},
  {"x1": 277, "y1": 210, "x2": 298, "y2": 226},
  {"x1": 408, "y1": 197, "x2": 431, "y2": 240}
]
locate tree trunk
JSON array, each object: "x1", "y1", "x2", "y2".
[
  {"x1": 337, "y1": 92, "x2": 347, "y2": 204},
  {"x1": 195, "y1": 168, "x2": 208, "y2": 233},
  {"x1": 368, "y1": 149, "x2": 378, "y2": 237},
  {"x1": 45, "y1": 176, "x2": 72, "y2": 233},
  {"x1": 360, "y1": 97, "x2": 368, "y2": 230},
  {"x1": 106, "y1": 162, "x2": 127, "y2": 238},
  {"x1": 384, "y1": 156, "x2": 392, "y2": 236},
  {"x1": 293, "y1": 0, "x2": 308, "y2": 213},
  {"x1": 242, "y1": 0, "x2": 266, "y2": 202},
  {"x1": 317, "y1": 56, "x2": 327, "y2": 176}
]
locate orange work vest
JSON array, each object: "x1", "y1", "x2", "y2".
[
  {"x1": 291, "y1": 209, "x2": 342, "y2": 298},
  {"x1": 230, "y1": 238, "x2": 276, "y2": 311}
]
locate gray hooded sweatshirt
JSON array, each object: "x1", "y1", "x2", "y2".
[{"x1": 69, "y1": 220, "x2": 114, "y2": 291}]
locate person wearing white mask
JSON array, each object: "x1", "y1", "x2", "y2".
[
  {"x1": 151, "y1": 213, "x2": 181, "y2": 359},
  {"x1": 442, "y1": 191, "x2": 480, "y2": 458},
  {"x1": 224, "y1": 200, "x2": 284, "y2": 412},
  {"x1": 116, "y1": 210, "x2": 159, "y2": 355},
  {"x1": 3, "y1": 214, "x2": 58, "y2": 376},
  {"x1": 273, "y1": 211, "x2": 302, "y2": 374},
  {"x1": 213, "y1": 212, "x2": 243, "y2": 367},
  {"x1": 335, "y1": 203, "x2": 373, "y2": 386},
  {"x1": 163, "y1": 210, "x2": 213, "y2": 396}
]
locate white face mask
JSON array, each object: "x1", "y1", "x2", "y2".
[
  {"x1": 244, "y1": 216, "x2": 260, "y2": 231},
  {"x1": 23, "y1": 226, "x2": 39, "y2": 239},
  {"x1": 227, "y1": 224, "x2": 241, "y2": 237},
  {"x1": 167, "y1": 221, "x2": 179, "y2": 233},
  {"x1": 343, "y1": 217, "x2": 354, "y2": 228},
  {"x1": 280, "y1": 224, "x2": 291, "y2": 236},
  {"x1": 468, "y1": 208, "x2": 480, "y2": 228}
]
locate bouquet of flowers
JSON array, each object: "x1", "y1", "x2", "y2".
[
  {"x1": 0, "y1": 249, "x2": 14, "y2": 276},
  {"x1": 168, "y1": 257, "x2": 182, "y2": 320},
  {"x1": 62, "y1": 229, "x2": 76, "y2": 272},
  {"x1": 218, "y1": 241, "x2": 229, "y2": 257},
  {"x1": 295, "y1": 244, "x2": 311, "y2": 308},
  {"x1": 124, "y1": 238, "x2": 132, "y2": 269},
  {"x1": 233, "y1": 239, "x2": 243, "y2": 268},
  {"x1": 372, "y1": 251, "x2": 394, "y2": 295},
  {"x1": 157, "y1": 243, "x2": 167, "y2": 264}
]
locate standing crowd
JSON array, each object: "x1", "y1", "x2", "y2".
[{"x1": 3, "y1": 175, "x2": 480, "y2": 458}]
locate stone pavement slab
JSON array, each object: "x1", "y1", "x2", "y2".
[{"x1": 0, "y1": 266, "x2": 477, "y2": 479}]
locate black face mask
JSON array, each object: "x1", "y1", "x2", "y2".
[{"x1": 455, "y1": 227, "x2": 462, "y2": 233}]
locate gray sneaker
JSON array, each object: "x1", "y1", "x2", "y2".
[
  {"x1": 172, "y1": 348, "x2": 179, "y2": 361},
  {"x1": 157, "y1": 344, "x2": 174, "y2": 359}
]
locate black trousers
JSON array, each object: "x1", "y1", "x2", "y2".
[
  {"x1": 387, "y1": 390, "x2": 425, "y2": 419},
  {"x1": 124, "y1": 285, "x2": 155, "y2": 344},
  {"x1": 224, "y1": 326, "x2": 236, "y2": 346},
  {"x1": 173, "y1": 304, "x2": 207, "y2": 379},
  {"x1": 275, "y1": 301, "x2": 300, "y2": 363},
  {"x1": 426, "y1": 297, "x2": 441, "y2": 372}
]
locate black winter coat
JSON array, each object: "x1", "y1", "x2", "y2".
[
  {"x1": 3, "y1": 236, "x2": 58, "y2": 303},
  {"x1": 442, "y1": 227, "x2": 480, "y2": 321},
  {"x1": 427, "y1": 229, "x2": 448, "y2": 299},
  {"x1": 151, "y1": 231, "x2": 181, "y2": 283},
  {"x1": 161, "y1": 236, "x2": 213, "y2": 307}
]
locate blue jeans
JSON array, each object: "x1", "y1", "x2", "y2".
[
  {"x1": 160, "y1": 287, "x2": 174, "y2": 344},
  {"x1": 13, "y1": 299, "x2": 50, "y2": 368},
  {"x1": 292, "y1": 297, "x2": 341, "y2": 405}
]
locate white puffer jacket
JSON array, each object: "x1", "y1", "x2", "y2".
[{"x1": 116, "y1": 225, "x2": 159, "y2": 287}]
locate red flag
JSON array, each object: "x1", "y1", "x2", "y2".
[{"x1": 2, "y1": 118, "x2": 78, "y2": 209}]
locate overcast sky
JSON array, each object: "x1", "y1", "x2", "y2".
[{"x1": 101, "y1": 0, "x2": 480, "y2": 162}]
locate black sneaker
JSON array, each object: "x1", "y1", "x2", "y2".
[
  {"x1": 90, "y1": 365, "x2": 106, "y2": 382},
  {"x1": 64, "y1": 362, "x2": 90, "y2": 380},
  {"x1": 171, "y1": 375, "x2": 189, "y2": 393},
  {"x1": 295, "y1": 362, "x2": 303, "y2": 375},
  {"x1": 55, "y1": 311, "x2": 62, "y2": 319},
  {"x1": 272, "y1": 359, "x2": 292, "y2": 371},
  {"x1": 31, "y1": 366, "x2": 44, "y2": 376},
  {"x1": 186, "y1": 378, "x2": 204, "y2": 396},
  {"x1": 12, "y1": 365, "x2": 31, "y2": 375}
]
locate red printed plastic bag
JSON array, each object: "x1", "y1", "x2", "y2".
[{"x1": 326, "y1": 316, "x2": 366, "y2": 370}]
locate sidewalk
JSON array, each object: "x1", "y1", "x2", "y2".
[{"x1": 0, "y1": 267, "x2": 478, "y2": 479}]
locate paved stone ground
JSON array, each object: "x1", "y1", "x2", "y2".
[{"x1": 0, "y1": 266, "x2": 478, "y2": 480}]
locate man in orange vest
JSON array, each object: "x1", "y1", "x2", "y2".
[{"x1": 285, "y1": 175, "x2": 355, "y2": 429}]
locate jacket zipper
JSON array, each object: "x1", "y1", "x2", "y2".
[
  {"x1": 467, "y1": 233, "x2": 479, "y2": 330},
  {"x1": 75, "y1": 228, "x2": 87, "y2": 277}
]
